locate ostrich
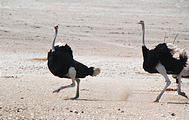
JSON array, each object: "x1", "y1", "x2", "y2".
[
  {"x1": 137, "y1": 20, "x2": 188, "y2": 102},
  {"x1": 47, "y1": 25, "x2": 100, "y2": 99}
]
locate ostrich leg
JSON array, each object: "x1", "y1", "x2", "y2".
[
  {"x1": 71, "y1": 78, "x2": 80, "y2": 100},
  {"x1": 154, "y1": 63, "x2": 171, "y2": 102},
  {"x1": 53, "y1": 67, "x2": 76, "y2": 93},
  {"x1": 176, "y1": 73, "x2": 188, "y2": 98},
  {"x1": 53, "y1": 80, "x2": 75, "y2": 93}
]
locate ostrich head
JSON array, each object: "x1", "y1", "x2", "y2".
[
  {"x1": 54, "y1": 25, "x2": 58, "y2": 32},
  {"x1": 137, "y1": 20, "x2": 144, "y2": 25}
]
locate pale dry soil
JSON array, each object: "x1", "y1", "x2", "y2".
[{"x1": 0, "y1": 0, "x2": 189, "y2": 119}]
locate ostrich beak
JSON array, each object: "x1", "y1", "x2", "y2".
[{"x1": 137, "y1": 21, "x2": 141, "y2": 24}]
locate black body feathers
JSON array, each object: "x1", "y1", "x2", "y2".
[
  {"x1": 142, "y1": 43, "x2": 188, "y2": 74},
  {"x1": 47, "y1": 44, "x2": 73, "y2": 78},
  {"x1": 142, "y1": 45, "x2": 158, "y2": 73},
  {"x1": 47, "y1": 44, "x2": 94, "y2": 78},
  {"x1": 72, "y1": 61, "x2": 94, "y2": 78}
]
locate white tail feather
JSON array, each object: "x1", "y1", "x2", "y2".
[
  {"x1": 55, "y1": 42, "x2": 64, "y2": 47},
  {"x1": 92, "y1": 68, "x2": 101, "y2": 77},
  {"x1": 166, "y1": 43, "x2": 185, "y2": 59}
]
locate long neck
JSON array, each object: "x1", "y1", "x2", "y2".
[
  {"x1": 142, "y1": 23, "x2": 145, "y2": 46},
  {"x1": 52, "y1": 30, "x2": 58, "y2": 52},
  {"x1": 141, "y1": 23, "x2": 149, "y2": 59}
]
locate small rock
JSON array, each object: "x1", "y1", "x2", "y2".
[
  {"x1": 171, "y1": 113, "x2": 176, "y2": 116},
  {"x1": 160, "y1": 114, "x2": 166, "y2": 117},
  {"x1": 3, "y1": 30, "x2": 9, "y2": 33},
  {"x1": 0, "y1": 106, "x2": 2, "y2": 109},
  {"x1": 81, "y1": 111, "x2": 84, "y2": 113},
  {"x1": 74, "y1": 111, "x2": 79, "y2": 114},
  {"x1": 20, "y1": 97, "x2": 24, "y2": 99},
  {"x1": 121, "y1": 111, "x2": 124, "y2": 113},
  {"x1": 118, "y1": 108, "x2": 121, "y2": 111},
  {"x1": 34, "y1": 26, "x2": 40, "y2": 29},
  {"x1": 16, "y1": 108, "x2": 22, "y2": 112},
  {"x1": 70, "y1": 110, "x2": 73, "y2": 112}
]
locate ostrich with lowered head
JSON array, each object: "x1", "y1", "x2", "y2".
[
  {"x1": 47, "y1": 25, "x2": 100, "y2": 99},
  {"x1": 138, "y1": 20, "x2": 188, "y2": 102}
]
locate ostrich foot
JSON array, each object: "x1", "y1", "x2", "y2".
[
  {"x1": 52, "y1": 83, "x2": 75, "y2": 93},
  {"x1": 153, "y1": 99, "x2": 159, "y2": 103},
  {"x1": 154, "y1": 95, "x2": 161, "y2": 103},
  {"x1": 70, "y1": 91, "x2": 79, "y2": 100},
  {"x1": 178, "y1": 92, "x2": 188, "y2": 99},
  {"x1": 53, "y1": 89, "x2": 60, "y2": 93},
  {"x1": 70, "y1": 96, "x2": 79, "y2": 100}
]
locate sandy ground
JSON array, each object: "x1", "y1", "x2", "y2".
[{"x1": 1, "y1": 0, "x2": 189, "y2": 119}]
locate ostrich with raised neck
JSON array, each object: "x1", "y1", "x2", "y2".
[
  {"x1": 138, "y1": 20, "x2": 188, "y2": 102},
  {"x1": 47, "y1": 25, "x2": 100, "y2": 99}
]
